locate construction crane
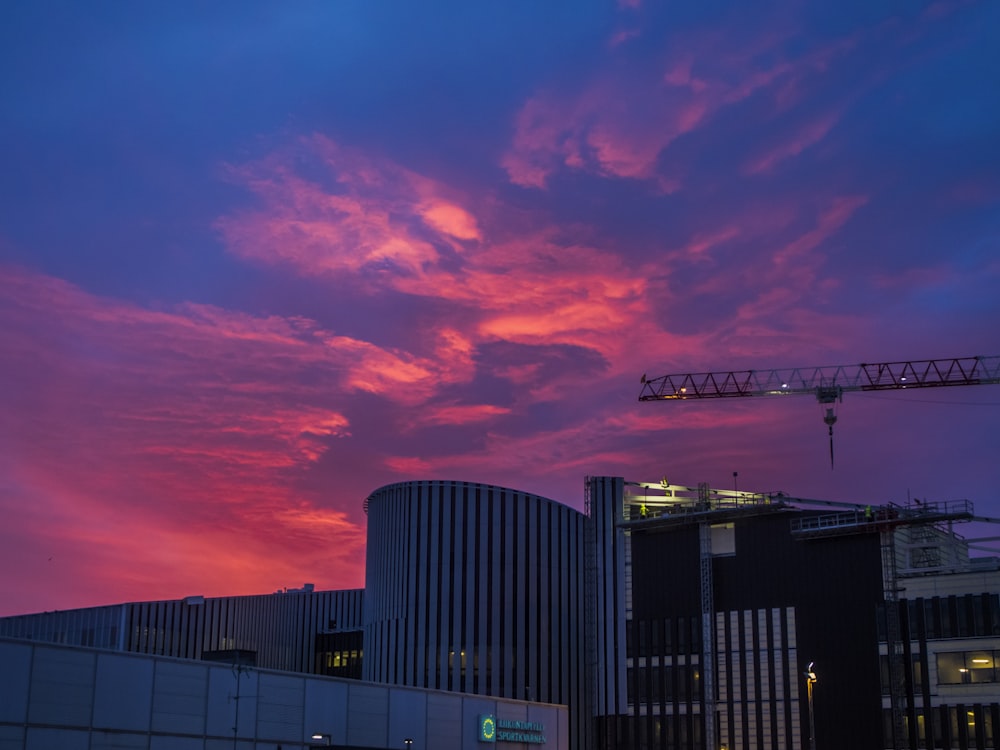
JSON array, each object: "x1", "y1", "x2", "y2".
[
  {"x1": 639, "y1": 355, "x2": 1000, "y2": 468},
  {"x1": 637, "y1": 355, "x2": 1000, "y2": 750}
]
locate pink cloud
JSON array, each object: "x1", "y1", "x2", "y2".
[
  {"x1": 501, "y1": 17, "x2": 860, "y2": 189},
  {"x1": 771, "y1": 195, "x2": 867, "y2": 268},
  {"x1": 215, "y1": 140, "x2": 686, "y2": 372},
  {"x1": 502, "y1": 78, "x2": 711, "y2": 187},
  {"x1": 409, "y1": 403, "x2": 512, "y2": 429},
  {"x1": 383, "y1": 455, "x2": 436, "y2": 475},
  {"x1": 672, "y1": 226, "x2": 743, "y2": 260},
  {"x1": 420, "y1": 201, "x2": 482, "y2": 240},
  {"x1": 743, "y1": 111, "x2": 841, "y2": 174},
  {"x1": 609, "y1": 28, "x2": 641, "y2": 48},
  {"x1": 214, "y1": 133, "x2": 888, "y2": 412},
  {"x1": 0, "y1": 264, "x2": 494, "y2": 610},
  {"x1": 216, "y1": 136, "x2": 480, "y2": 287}
]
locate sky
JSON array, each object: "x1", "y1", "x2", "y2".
[{"x1": 1, "y1": 1, "x2": 999, "y2": 617}]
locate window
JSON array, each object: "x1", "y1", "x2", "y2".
[{"x1": 936, "y1": 650, "x2": 998, "y2": 685}]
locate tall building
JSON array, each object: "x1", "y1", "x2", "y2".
[
  {"x1": 587, "y1": 476, "x2": 1000, "y2": 750},
  {"x1": 588, "y1": 477, "x2": 885, "y2": 748}
]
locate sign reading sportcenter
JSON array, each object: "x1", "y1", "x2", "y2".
[{"x1": 478, "y1": 715, "x2": 546, "y2": 744}]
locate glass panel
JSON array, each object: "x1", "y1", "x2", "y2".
[
  {"x1": 974, "y1": 596, "x2": 986, "y2": 637},
  {"x1": 936, "y1": 651, "x2": 967, "y2": 684},
  {"x1": 967, "y1": 650, "x2": 996, "y2": 683},
  {"x1": 924, "y1": 599, "x2": 938, "y2": 639},
  {"x1": 957, "y1": 596, "x2": 970, "y2": 637},
  {"x1": 932, "y1": 708, "x2": 944, "y2": 749},
  {"x1": 912, "y1": 654, "x2": 924, "y2": 689},
  {"x1": 940, "y1": 598, "x2": 953, "y2": 638}
]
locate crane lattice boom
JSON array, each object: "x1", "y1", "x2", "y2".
[{"x1": 639, "y1": 355, "x2": 1000, "y2": 401}]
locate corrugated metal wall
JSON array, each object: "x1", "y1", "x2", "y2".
[{"x1": 0, "y1": 588, "x2": 364, "y2": 674}]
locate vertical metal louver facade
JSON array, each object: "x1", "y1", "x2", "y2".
[
  {"x1": 588, "y1": 475, "x2": 629, "y2": 721},
  {"x1": 0, "y1": 589, "x2": 364, "y2": 675},
  {"x1": 363, "y1": 480, "x2": 589, "y2": 748}
]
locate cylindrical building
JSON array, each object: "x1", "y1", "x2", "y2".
[{"x1": 363, "y1": 480, "x2": 588, "y2": 746}]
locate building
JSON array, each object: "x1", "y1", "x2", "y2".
[
  {"x1": 0, "y1": 585, "x2": 365, "y2": 678},
  {"x1": 362, "y1": 480, "x2": 589, "y2": 748},
  {"x1": 3, "y1": 475, "x2": 998, "y2": 750},
  {"x1": 887, "y1": 561, "x2": 1000, "y2": 748},
  {"x1": 0, "y1": 635, "x2": 566, "y2": 749},
  {"x1": 588, "y1": 477, "x2": 886, "y2": 748},
  {"x1": 587, "y1": 477, "x2": 1000, "y2": 750}
]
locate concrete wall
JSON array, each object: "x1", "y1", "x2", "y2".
[{"x1": 0, "y1": 638, "x2": 568, "y2": 750}]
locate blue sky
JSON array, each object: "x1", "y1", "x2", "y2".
[{"x1": 1, "y1": 1, "x2": 998, "y2": 615}]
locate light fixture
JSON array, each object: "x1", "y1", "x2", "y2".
[
  {"x1": 805, "y1": 662, "x2": 817, "y2": 750},
  {"x1": 972, "y1": 658, "x2": 991, "y2": 664}
]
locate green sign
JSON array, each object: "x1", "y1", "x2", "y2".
[
  {"x1": 479, "y1": 714, "x2": 497, "y2": 743},
  {"x1": 478, "y1": 715, "x2": 546, "y2": 744}
]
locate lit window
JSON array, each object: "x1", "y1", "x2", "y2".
[{"x1": 936, "y1": 650, "x2": 998, "y2": 684}]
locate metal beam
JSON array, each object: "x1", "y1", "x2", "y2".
[{"x1": 640, "y1": 355, "x2": 1000, "y2": 401}]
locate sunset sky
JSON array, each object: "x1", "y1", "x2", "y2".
[{"x1": 2, "y1": 1, "x2": 999, "y2": 617}]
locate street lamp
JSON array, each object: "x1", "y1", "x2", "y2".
[{"x1": 805, "y1": 662, "x2": 817, "y2": 750}]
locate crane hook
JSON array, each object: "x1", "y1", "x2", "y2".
[
  {"x1": 816, "y1": 386, "x2": 843, "y2": 470},
  {"x1": 824, "y1": 407, "x2": 837, "y2": 469}
]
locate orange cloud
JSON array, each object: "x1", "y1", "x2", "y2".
[
  {"x1": 383, "y1": 455, "x2": 436, "y2": 475},
  {"x1": 409, "y1": 403, "x2": 512, "y2": 429},
  {"x1": 420, "y1": 201, "x2": 482, "y2": 241}
]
